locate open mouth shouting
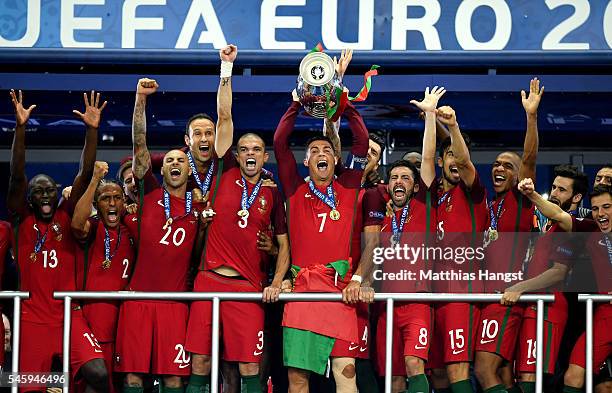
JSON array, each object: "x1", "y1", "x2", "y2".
[
  {"x1": 393, "y1": 185, "x2": 406, "y2": 199},
  {"x1": 449, "y1": 165, "x2": 460, "y2": 177},
  {"x1": 199, "y1": 143, "x2": 210, "y2": 156},
  {"x1": 316, "y1": 159, "x2": 329, "y2": 173},
  {"x1": 493, "y1": 173, "x2": 507, "y2": 187},
  {"x1": 245, "y1": 158, "x2": 257, "y2": 171},
  {"x1": 106, "y1": 208, "x2": 119, "y2": 224},
  {"x1": 40, "y1": 200, "x2": 52, "y2": 215},
  {"x1": 170, "y1": 167, "x2": 182, "y2": 180},
  {"x1": 597, "y1": 216, "x2": 610, "y2": 231}
]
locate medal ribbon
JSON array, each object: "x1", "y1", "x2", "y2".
[
  {"x1": 438, "y1": 191, "x2": 451, "y2": 208},
  {"x1": 104, "y1": 226, "x2": 122, "y2": 262},
  {"x1": 308, "y1": 180, "x2": 337, "y2": 211},
  {"x1": 603, "y1": 234, "x2": 612, "y2": 269},
  {"x1": 33, "y1": 223, "x2": 49, "y2": 254},
  {"x1": 391, "y1": 204, "x2": 410, "y2": 244},
  {"x1": 240, "y1": 176, "x2": 263, "y2": 212},
  {"x1": 187, "y1": 151, "x2": 215, "y2": 195},
  {"x1": 488, "y1": 198, "x2": 505, "y2": 231},
  {"x1": 163, "y1": 189, "x2": 193, "y2": 222}
]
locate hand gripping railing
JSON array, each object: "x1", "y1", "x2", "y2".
[
  {"x1": 0, "y1": 291, "x2": 30, "y2": 393},
  {"x1": 54, "y1": 292, "x2": 554, "y2": 393},
  {"x1": 578, "y1": 294, "x2": 612, "y2": 393}
]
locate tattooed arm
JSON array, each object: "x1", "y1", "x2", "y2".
[{"x1": 132, "y1": 78, "x2": 157, "y2": 179}]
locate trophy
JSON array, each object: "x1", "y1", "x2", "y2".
[{"x1": 296, "y1": 51, "x2": 344, "y2": 118}]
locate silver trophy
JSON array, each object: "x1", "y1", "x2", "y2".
[{"x1": 297, "y1": 52, "x2": 344, "y2": 118}]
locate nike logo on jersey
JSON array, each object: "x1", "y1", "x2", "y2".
[
  {"x1": 348, "y1": 343, "x2": 359, "y2": 351},
  {"x1": 526, "y1": 359, "x2": 536, "y2": 365},
  {"x1": 157, "y1": 200, "x2": 164, "y2": 207},
  {"x1": 132, "y1": 217, "x2": 138, "y2": 222},
  {"x1": 178, "y1": 363, "x2": 190, "y2": 369},
  {"x1": 480, "y1": 339, "x2": 495, "y2": 344},
  {"x1": 452, "y1": 349, "x2": 465, "y2": 355},
  {"x1": 414, "y1": 345, "x2": 427, "y2": 350},
  {"x1": 599, "y1": 239, "x2": 607, "y2": 247},
  {"x1": 360, "y1": 347, "x2": 367, "y2": 352},
  {"x1": 304, "y1": 193, "x2": 312, "y2": 199},
  {"x1": 253, "y1": 350, "x2": 263, "y2": 356}
]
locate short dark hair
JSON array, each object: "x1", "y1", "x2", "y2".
[
  {"x1": 438, "y1": 133, "x2": 471, "y2": 158},
  {"x1": 590, "y1": 184, "x2": 612, "y2": 199},
  {"x1": 369, "y1": 133, "x2": 386, "y2": 156},
  {"x1": 554, "y1": 164, "x2": 589, "y2": 199},
  {"x1": 386, "y1": 159, "x2": 421, "y2": 184},
  {"x1": 305, "y1": 135, "x2": 335, "y2": 153},
  {"x1": 185, "y1": 113, "x2": 215, "y2": 136},
  {"x1": 94, "y1": 179, "x2": 124, "y2": 202}
]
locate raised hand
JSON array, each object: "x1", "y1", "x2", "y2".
[
  {"x1": 73, "y1": 90, "x2": 107, "y2": 129},
  {"x1": 521, "y1": 77, "x2": 544, "y2": 116},
  {"x1": 93, "y1": 161, "x2": 109, "y2": 181},
  {"x1": 220, "y1": 44, "x2": 238, "y2": 63},
  {"x1": 518, "y1": 178, "x2": 535, "y2": 196},
  {"x1": 136, "y1": 78, "x2": 158, "y2": 96},
  {"x1": 436, "y1": 105, "x2": 457, "y2": 127},
  {"x1": 10, "y1": 89, "x2": 36, "y2": 127},
  {"x1": 291, "y1": 89, "x2": 300, "y2": 103},
  {"x1": 334, "y1": 48, "x2": 353, "y2": 79},
  {"x1": 410, "y1": 86, "x2": 446, "y2": 113}
]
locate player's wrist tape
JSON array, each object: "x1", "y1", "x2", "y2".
[
  {"x1": 350, "y1": 274, "x2": 363, "y2": 283},
  {"x1": 220, "y1": 61, "x2": 233, "y2": 78}
]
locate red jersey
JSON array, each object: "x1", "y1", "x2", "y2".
[
  {"x1": 0, "y1": 220, "x2": 11, "y2": 287},
  {"x1": 484, "y1": 187, "x2": 535, "y2": 292},
  {"x1": 128, "y1": 187, "x2": 202, "y2": 292},
  {"x1": 586, "y1": 232, "x2": 612, "y2": 293},
  {"x1": 434, "y1": 174, "x2": 488, "y2": 293},
  {"x1": 12, "y1": 204, "x2": 77, "y2": 325},
  {"x1": 203, "y1": 166, "x2": 287, "y2": 289}
]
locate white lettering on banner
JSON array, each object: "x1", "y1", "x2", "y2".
[
  {"x1": 321, "y1": 0, "x2": 374, "y2": 49},
  {"x1": 391, "y1": 0, "x2": 441, "y2": 50},
  {"x1": 605, "y1": 1, "x2": 612, "y2": 49},
  {"x1": 176, "y1": 0, "x2": 226, "y2": 48},
  {"x1": 60, "y1": 0, "x2": 105, "y2": 48},
  {"x1": 0, "y1": 0, "x2": 40, "y2": 47},
  {"x1": 260, "y1": 0, "x2": 306, "y2": 49},
  {"x1": 455, "y1": 0, "x2": 511, "y2": 50},
  {"x1": 122, "y1": 0, "x2": 165, "y2": 48},
  {"x1": 542, "y1": 0, "x2": 590, "y2": 50}
]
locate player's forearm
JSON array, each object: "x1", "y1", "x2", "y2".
[
  {"x1": 527, "y1": 191, "x2": 572, "y2": 231},
  {"x1": 8, "y1": 124, "x2": 27, "y2": 212},
  {"x1": 272, "y1": 235, "x2": 290, "y2": 286},
  {"x1": 511, "y1": 264, "x2": 567, "y2": 293},
  {"x1": 359, "y1": 227, "x2": 381, "y2": 284},
  {"x1": 421, "y1": 110, "x2": 437, "y2": 187},
  {"x1": 519, "y1": 112, "x2": 539, "y2": 182},
  {"x1": 132, "y1": 94, "x2": 151, "y2": 179},
  {"x1": 323, "y1": 118, "x2": 342, "y2": 157},
  {"x1": 449, "y1": 122, "x2": 476, "y2": 186},
  {"x1": 435, "y1": 118, "x2": 450, "y2": 141},
  {"x1": 215, "y1": 74, "x2": 233, "y2": 158},
  {"x1": 71, "y1": 120, "x2": 98, "y2": 203},
  {"x1": 273, "y1": 102, "x2": 301, "y2": 194},
  {"x1": 343, "y1": 102, "x2": 368, "y2": 158},
  {"x1": 71, "y1": 177, "x2": 97, "y2": 238}
]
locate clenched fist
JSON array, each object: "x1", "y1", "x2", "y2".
[{"x1": 137, "y1": 78, "x2": 159, "y2": 96}]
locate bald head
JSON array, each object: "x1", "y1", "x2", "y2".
[{"x1": 238, "y1": 133, "x2": 265, "y2": 149}]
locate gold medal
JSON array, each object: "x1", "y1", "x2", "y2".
[
  {"x1": 489, "y1": 228, "x2": 499, "y2": 242},
  {"x1": 30, "y1": 252, "x2": 37, "y2": 262},
  {"x1": 163, "y1": 218, "x2": 173, "y2": 230},
  {"x1": 329, "y1": 209, "x2": 341, "y2": 221},
  {"x1": 102, "y1": 259, "x2": 111, "y2": 269},
  {"x1": 238, "y1": 209, "x2": 249, "y2": 218}
]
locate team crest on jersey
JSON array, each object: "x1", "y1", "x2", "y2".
[
  {"x1": 51, "y1": 222, "x2": 63, "y2": 241},
  {"x1": 257, "y1": 195, "x2": 268, "y2": 214}
]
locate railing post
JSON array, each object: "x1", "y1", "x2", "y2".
[
  {"x1": 211, "y1": 297, "x2": 220, "y2": 393},
  {"x1": 535, "y1": 299, "x2": 544, "y2": 393},
  {"x1": 585, "y1": 298, "x2": 593, "y2": 393},
  {"x1": 11, "y1": 296, "x2": 22, "y2": 393},
  {"x1": 384, "y1": 298, "x2": 394, "y2": 393},
  {"x1": 63, "y1": 296, "x2": 72, "y2": 393}
]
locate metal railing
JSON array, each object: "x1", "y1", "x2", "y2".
[
  {"x1": 578, "y1": 294, "x2": 612, "y2": 393},
  {"x1": 53, "y1": 291, "x2": 555, "y2": 393},
  {"x1": 0, "y1": 292, "x2": 30, "y2": 393}
]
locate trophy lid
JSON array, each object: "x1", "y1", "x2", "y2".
[{"x1": 299, "y1": 52, "x2": 336, "y2": 87}]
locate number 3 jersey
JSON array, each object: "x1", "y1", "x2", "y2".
[
  {"x1": 127, "y1": 186, "x2": 202, "y2": 292},
  {"x1": 12, "y1": 203, "x2": 77, "y2": 325}
]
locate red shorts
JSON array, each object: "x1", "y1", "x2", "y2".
[
  {"x1": 115, "y1": 301, "x2": 190, "y2": 375},
  {"x1": 516, "y1": 300, "x2": 568, "y2": 374},
  {"x1": 428, "y1": 302, "x2": 481, "y2": 368},
  {"x1": 475, "y1": 303, "x2": 524, "y2": 361},
  {"x1": 330, "y1": 302, "x2": 370, "y2": 359},
  {"x1": 375, "y1": 302, "x2": 432, "y2": 376},
  {"x1": 569, "y1": 304, "x2": 612, "y2": 372},
  {"x1": 82, "y1": 301, "x2": 120, "y2": 343},
  {"x1": 185, "y1": 271, "x2": 264, "y2": 363},
  {"x1": 20, "y1": 309, "x2": 104, "y2": 392}
]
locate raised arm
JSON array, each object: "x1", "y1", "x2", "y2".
[
  {"x1": 410, "y1": 86, "x2": 446, "y2": 187},
  {"x1": 215, "y1": 44, "x2": 237, "y2": 158},
  {"x1": 437, "y1": 106, "x2": 476, "y2": 188},
  {"x1": 69, "y1": 91, "x2": 107, "y2": 203},
  {"x1": 132, "y1": 78, "x2": 157, "y2": 179},
  {"x1": 518, "y1": 178, "x2": 572, "y2": 231},
  {"x1": 323, "y1": 118, "x2": 342, "y2": 158},
  {"x1": 519, "y1": 78, "x2": 543, "y2": 182},
  {"x1": 71, "y1": 161, "x2": 108, "y2": 240},
  {"x1": 7, "y1": 90, "x2": 36, "y2": 215},
  {"x1": 273, "y1": 92, "x2": 302, "y2": 197}
]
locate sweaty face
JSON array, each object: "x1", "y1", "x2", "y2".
[
  {"x1": 438, "y1": 148, "x2": 460, "y2": 185},
  {"x1": 184, "y1": 118, "x2": 215, "y2": 164},
  {"x1": 491, "y1": 152, "x2": 520, "y2": 194},
  {"x1": 595, "y1": 167, "x2": 612, "y2": 187},
  {"x1": 28, "y1": 175, "x2": 59, "y2": 221},
  {"x1": 591, "y1": 193, "x2": 612, "y2": 233},
  {"x1": 236, "y1": 135, "x2": 268, "y2": 179},
  {"x1": 121, "y1": 168, "x2": 137, "y2": 202},
  {"x1": 549, "y1": 176, "x2": 577, "y2": 211},
  {"x1": 387, "y1": 166, "x2": 417, "y2": 208},
  {"x1": 364, "y1": 139, "x2": 382, "y2": 178},
  {"x1": 305, "y1": 140, "x2": 336, "y2": 182},
  {"x1": 96, "y1": 183, "x2": 125, "y2": 229},
  {"x1": 162, "y1": 150, "x2": 191, "y2": 189}
]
